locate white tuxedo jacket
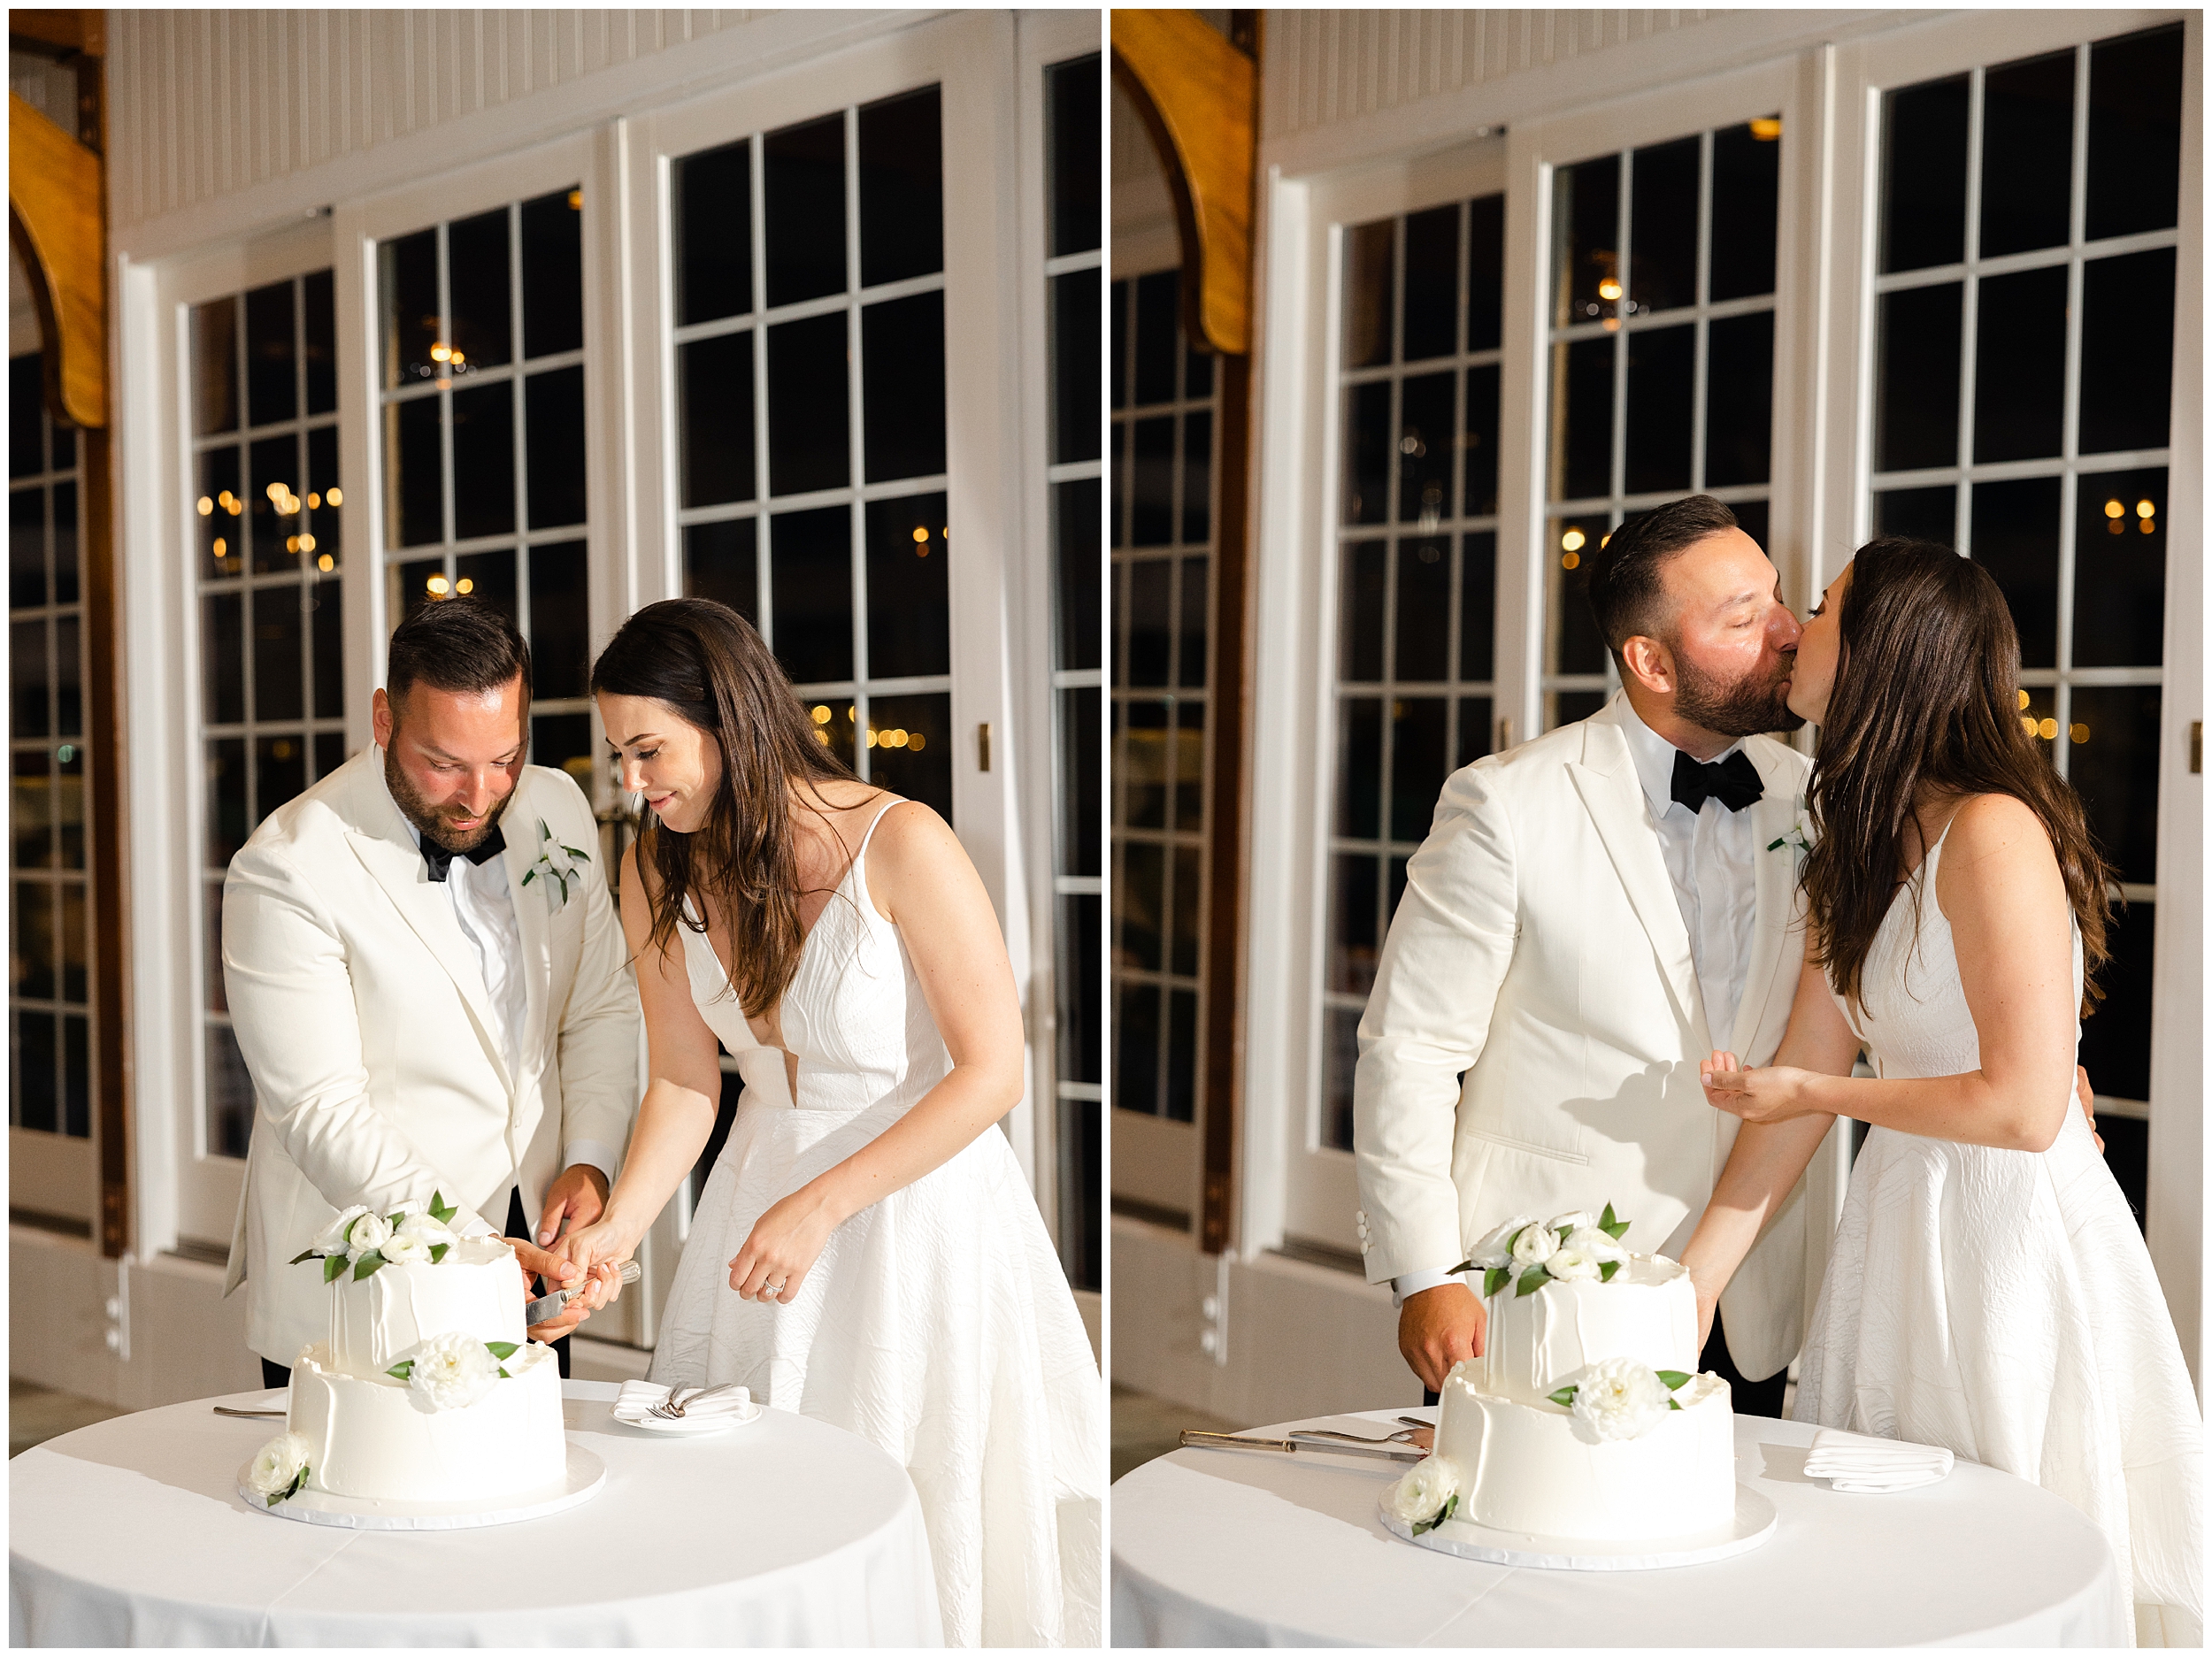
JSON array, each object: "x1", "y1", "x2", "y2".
[
  {"x1": 222, "y1": 749, "x2": 639, "y2": 1366},
  {"x1": 1353, "y1": 695, "x2": 1824, "y2": 1381}
]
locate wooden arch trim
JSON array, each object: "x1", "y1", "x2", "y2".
[
  {"x1": 10, "y1": 90, "x2": 107, "y2": 429},
  {"x1": 1110, "y1": 10, "x2": 1256, "y2": 357}
]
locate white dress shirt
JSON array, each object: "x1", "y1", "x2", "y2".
[
  {"x1": 382, "y1": 758, "x2": 617, "y2": 1195},
  {"x1": 1391, "y1": 695, "x2": 1763, "y2": 1306}
]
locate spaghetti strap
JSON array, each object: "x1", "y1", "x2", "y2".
[{"x1": 847, "y1": 799, "x2": 903, "y2": 924}]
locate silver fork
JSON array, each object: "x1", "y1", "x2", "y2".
[
  {"x1": 1291, "y1": 1425, "x2": 1427, "y2": 1448},
  {"x1": 647, "y1": 1382, "x2": 747, "y2": 1421}
]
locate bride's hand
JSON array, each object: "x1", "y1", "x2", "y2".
[
  {"x1": 1700, "y1": 1051, "x2": 1816, "y2": 1124},
  {"x1": 554, "y1": 1218, "x2": 639, "y2": 1307},
  {"x1": 728, "y1": 1185, "x2": 841, "y2": 1305}
]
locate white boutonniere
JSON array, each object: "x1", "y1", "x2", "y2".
[
  {"x1": 518, "y1": 817, "x2": 591, "y2": 911},
  {"x1": 1767, "y1": 795, "x2": 1813, "y2": 862}
]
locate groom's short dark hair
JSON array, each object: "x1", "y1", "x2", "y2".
[
  {"x1": 386, "y1": 596, "x2": 534, "y2": 714},
  {"x1": 1583, "y1": 494, "x2": 1742, "y2": 665}
]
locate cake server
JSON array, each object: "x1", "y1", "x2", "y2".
[
  {"x1": 524, "y1": 1258, "x2": 641, "y2": 1325},
  {"x1": 1178, "y1": 1430, "x2": 1425, "y2": 1464}
]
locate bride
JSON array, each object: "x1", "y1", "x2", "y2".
[
  {"x1": 556, "y1": 598, "x2": 1101, "y2": 1647},
  {"x1": 1679, "y1": 540, "x2": 2200, "y2": 1644}
]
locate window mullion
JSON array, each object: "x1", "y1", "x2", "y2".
[{"x1": 749, "y1": 133, "x2": 773, "y2": 654}]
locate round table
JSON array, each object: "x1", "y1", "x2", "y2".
[
  {"x1": 1110, "y1": 1408, "x2": 2128, "y2": 1646},
  {"x1": 10, "y1": 1381, "x2": 943, "y2": 1646}
]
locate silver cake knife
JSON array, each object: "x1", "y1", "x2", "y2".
[
  {"x1": 524, "y1": 1258, "x2": 641, "y2": 1325},
  {"x1": 1179, "y1": 1430, "x2": 1425, "y2": 1464}
]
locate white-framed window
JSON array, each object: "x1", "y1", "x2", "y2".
[
  {"x1": 1108, "y1": 266, "x2": 1219, "y2": 1229},
  {"x1": 9, "y1": 349, "x2": 97, "y2": 1229}
]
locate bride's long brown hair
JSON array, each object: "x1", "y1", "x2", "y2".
[
  {"x1": 1804, "y1": 538, "x2": 2110, "y2": 1013},
  {"x1": 590, "y1": 598, "x2": 853, "y2": 1018}
]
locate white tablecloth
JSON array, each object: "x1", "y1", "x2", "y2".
[
  {"x1": 10, "y1": 1382, "x2": 941, "y2": 1646},
  {"x1": 1110, "y1": 1409, "x2": 2128, "y2": 1646}
]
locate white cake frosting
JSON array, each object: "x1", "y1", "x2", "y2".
[
  {"x1": 1430, "y1": 1249, "x2": 1737, "y2": 1543},
  {"x1": 284, "y1": 1238, "x2": 568, "y2": 1509}
]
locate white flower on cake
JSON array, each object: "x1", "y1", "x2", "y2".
[
  {"x1": 1562, "y1": 1224, "x2": 1628, "y2": 1264},
  {"x1": 1545, "y1": 1245, "x2": 1602, "y2": 1282},
  {"x1": 1509, "y1": 1223, "x2": 1558, "y2": 1269},
  {"x1": 247, "y1": 1431, "x2": 312, "y2": 1504},
  {"x1": 1383, "y1": 1454, "x2": 1463, "y2": 1535},
  {"x1": 311, "y1": 1205, "x2": 371, "y2": 1256},
  {"x1": 380, "y1": 1228, "x2": 434, "y2": 1265},
  {"x1": 344, "y1": 1211, "x2": 394, "y2": 1261},
  {"x1": 1463, "y1": 1216, "x2": 1537, "y2": 1271},
  {"x1": 1549, "y1": 1357, "x2": 1694, "y2": 1440},
  {"x1": 403, "y1": 1331, "x2": 504, "y2": 1411},
  {"x1": 385, "y1": 1199, "x2": 426, "y2": 1223},
  {"x1": 1548, "y1": 1209, "x2": 1596, "y2": 1234},
  {"x1": 394, "y1": 1212, "x2": 457, "y2": 1251},
  {"x1": 290, "y1": 1192, "x2": 462, "y2": 1282}
]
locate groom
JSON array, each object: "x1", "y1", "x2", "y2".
[
  {"x1": 1354, "y1": 495, "x2": 1816, "y2": 1415},
  {"x1": 222, "y1": 598, "x2": 639, "y2": 1387}
]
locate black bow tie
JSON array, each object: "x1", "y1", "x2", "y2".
[
  {"x1": 1670, "y1": 748, "x2": 1764, "y2": 814},
  {"x1": 422, "y1": 825, "x2": 506, "y2": 882}
]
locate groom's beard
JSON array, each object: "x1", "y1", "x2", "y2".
[
  {"x1": 1674, "y1": 650, "x2": 1804, "y2": 738},
  {"x1": 384, "y1": 742, "x2": 518, "y2": 855}
]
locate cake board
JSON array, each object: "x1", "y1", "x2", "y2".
[
  {"x1": 1379, "y1": 1484, "x2": 1777, "y2": 1571},
  {"x1": 239, "y1": 1443, "x2": 606, "y2": 1530}
]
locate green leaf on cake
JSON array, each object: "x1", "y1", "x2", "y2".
[
  {"x1": 486, "y1": 1341, "x2": 518, "y2": 1360},
  {"x1": 1598, "y1": 1201, "x2": 1631, "y2": 1241},
  {"x1": 1547, "y1": 1385, "x2": 1578, "y2": 1409},
  {"x1": 288, "y1": 1248, "x2": 320, "y2": 1265},
  {"x1": 429, "y1": 1191, "x2": 457, "y2": 1225},
  {"x1": 352, "y1": 1251, "x2": 387, "y2": 1281},
  {"x1": 323, "y1": 1254, "x2": 349, "y2": 1283},
  {"x1": 1598, "y1": 1260, "x2": 1620, "y2": 1283},
  {"x1": 1514, "y1": 1265, "x2": 1550, "y2": 1297},
  {"x1": 387, "y1": 1359, "x2": 415, "y2": 1380},
  {"x1": 429, "y1": 1242, "x2": 450, "y2": 1264},
  {"x1": 1655, "y1": 1370, "x2": 1692, "y2": 1391},
  {"x1": 1482, "y1": 1266, "x2": 1512, "y2": 1299},
  {"x1": 1669, "y1": 1399, "x2": 1682, "y2": 1410}
]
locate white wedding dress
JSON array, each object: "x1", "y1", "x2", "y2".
[
  {"x1": 648, "y1": 802, "x2": 1102, "y2": 1647},
  {"x1": 1796, "y1": 826, "x2": 2202, "y2": 1645}
]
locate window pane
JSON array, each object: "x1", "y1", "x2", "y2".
[
  {"x1": 1323, "y1": 1006, "x2": 1360, "y2": 1151},
  {"x1": 2078, "y1": 900, "x2": 2153, "y2": 1105},
  {"x1": 11, "y1": 487, "x2": 43, "y2": 609},
  {"x1": 1177, "y1": 555, "x2": 1209, "y2": 690},
  {"x1": 1328, "y1": 853, "x2": 1379, "y2": 997},
  {"x1": 1466, "y1": 194, "x2": 1504, "y2": 353},
  {"x1": 311, "y1": 577, "x2": 342, "y2": 720},
  {"x1": 380, "y1": 227, "x2": 440, "y2": 388},
  {"x1": 244, "y1": 280, "x2": 296, "y2": 427},
  {"x1": 1710, "y1": 122, "x2": 1780, "y2": 301},
  {"x1": 680, "y1": 331, "x2": 757, "y2": 509},
  {"x1": 768, "y1": 504, "x2": 852, "y2": 683},
  {"x1": 199, "y1": 446, "x2": 242, "y2": 579},
  {"x1": 1880, "y1": 76, "x2": 1969, "y2": 273},
  {"x1": 1057, "y1": 893, "x2": 1100, "y2": 1085},
  {"x1": 450, "y1": 382, "x2": 517, "y2": 541},
  {"x1": 1876, "y1": 284, "x2": 1962, "y2": 472},
  {"x1": 1553, "y1": 155, "x2": 1620, "y2": 326},
  {"x1": 1391, "y1": 696, "x2": 1448, "y2": 842},
  {"x1": 15, "y1": 881, "x2": 55, "y2": 999},
  {"x1": 857, "y1": 86, "x2": 942, "y2": 288},
  {"x1": 1980, "y1": 50, "x2": 2075, "y2": 257},
  {"x1": 2085, "y1": 24, "x2": 2183, "y2": 242},
  {"x1": 530, "y1": 711, "x2": 593, "y2": 790},
  {"x1": 766, "y1": 313, "x2": 850, "y2": 497},
  {"x1": 525, "y1": 366, "x2": 588, "y2": 530},
  {"x1": 388, "y1": 396, "x2": 444, "y2": 547},
  {"x1": 866, "y1": 692, "x2": 949, "y2": 816},
  {"x1": 303, "y1": 270, "x2": 337, "y2": 414},
  {"x1": 1133, "y1": 270, "x2": 1179, "y2": 404},
  {"x1": 250, "y1": 433, "x2": 301, "y2": 573},
  {"x1": 1340, "y1": 540, "x2": 1385, "y2": 682},
  {"x1": 1973, "y1": 265, "x2": 2067, "y2": 464},
  {"x1": 862, "y1": 291, "x2": 946, "y2": 482},
  {"x1": 1463, "y1": 363, "x2": 1500, "y2": 518},
  {"x1": 394, "y1": 556, "x2": 443, "y2": 625},
  {"x1": 52, "y1": 615, "x2": 78, "y2": 738},
  {"x1": 1115, "y1": 979, "x2": 1161, "y2": 1116},
  {"x1": 60, "y1": 882, "x2": 87, "y2": 1005},
  {"x1": 48, "y1": 481, "x2": 73, "y2": 606},
  {"x1": 764, "y1": 115, "x2": 847, "y2": 307},
  {"x1": 455, "y1": 548, "x2": 516, "y2": 622},
  {"x1": 1705, "y1": 311, "x2": 1774, "y2": 487},
  {"x1": 1401, "y1": 203, "x2": 1459, "y2": 362},
  {"x1": 1129, "y1": 416, "x2": 1173, "y2": 546},
  {"x1": 1548, "y1": 518, "x2": 1608, "y2": 674},
  {"x1": 1170, "y1": 848, "x2": 1202, "y2": 978},
  {"x1": 2072, "y1": 468, "x2": 2165, "y2": 667},
  {"x1": 1179, "y1": 410, "x2": 1212, "y2": 551},
  {"x1": 1110, "y1": 278, "x2": 1129, "y2": 411},
  {"x1": 1460, "y1": 532, "x2": 1495, "y2": 682},
  {"x1": 1335, "y1": 697, "x2": 1381, "y2": 840},
  {"x1": 1395, "y1": 540, "x2": 1450, "y2": 681},
  {"x1": 864, "y1": 493, "x2": 949, "y2": 679},
  {"x1": 1397, "y1": 372, "x2": 1455, "y2": 525},
  {"x1": 1555, "y1": 337, "x2": 1614, "y2": 501},
  {"x1": 252, "y1": 587, "x2": 303, "y2": 723},
  {"x1": 2078, "y1": 249, "x2": 2175, "y2": 456},
  {"x1": 205, "y1": 1020, "x2": 254, "y2": 1159},
  {"x1": 683, "y1": 517, "x2": 759, "y2": 625},
  {"x1": 1342, "y1": 219, "x2": 1394, "y2": 369},
  {"x1": 1341, "y1": 380, "x2": 1391, "y2": 525},
  {"x1": 519, "y1": 188, "x2": 585, "y2": 359},
  {"x1": 1629, "y1": 135, "x2": 1699, "y2": 314},
  {"x1": 1120, "y1": 699, "x2": 1167, "y2": 829},
  {"x1": 1057, "y1": 685, "x2": 1101, "y2": 878},
  {"x1": 201, "y1": 594, "x2": 242, "y2": 726},
  {"x1": 256, "y1": 733, "x2": 306, "y2": 825},
  {"x1": 1174, "y1": 700, "x2": 1206, "y2": 831},
  {"x1": 1456, "y1": 694, "x2": 1494, "y2": 769},
  {"x1": 526, "y1": 540, "x2": 588, "y2": 700},
  {"x1": 448, "y1": 207, "x2": 514, "y2": 372},
  {"x1": 1624, "y1": 323, "x2": 1694, "y2": 495},
  {"x1": 1874, "y1": 484, "x2": 1955, "y2": 543},
  {"x1": 1055, "y1": 478, "x2": 1100, "y2": 672},
  {"x1": 206, "y1": 737, "x2": 247, "y2": 866},
  {"x1": 19, "y1": 1010, "x2": 57, "y2": 1132},
  {"x1": 1051, "y1": 268, "x2": 1101, "y2": 465},
  {"x1": 10, "y1": 617, "x2": 45, "y2": 738},
  {"x1": 306, "y1": 425, "x2": 342, "y2": 572},
  {"x1": 62, "y1": 1011, "x2": 88, "y2": 1138},
  {"x1": 192, "y1": 297, "x2": 240, "y2": 435},
  {"x1": 314, "y1": 733, "x2": 343, "y2": 786},
  {"x1": 13, "y1": 748, "x2": 51, "y2": 871},
  {"x1": 1048, "y1": 56, "x2": 1102, "y2": 258},
  {"x1": 1970, "y1": 475, "x2": 2061, "y2": 670},
  {"x1": 676, "y1": 140, "x2": 753, "y2": 326},
  {"x1": 2067, "y1": 686, "x2": 2161, "y2": 880},
  {"x1": 1125, "y1": 557, "x2": 1171, "y2": 687}
]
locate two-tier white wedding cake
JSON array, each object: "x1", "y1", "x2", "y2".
[
  {"x1": 242, "y1": 1196, "x2": 575, "y2": 1518},
  {"x1": 1385, "y1": 1205, "x2": 1740, "y2": 1548}
]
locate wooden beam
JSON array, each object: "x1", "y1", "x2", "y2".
[
  {"x1": 9, "y1": 90, "x2": 106, "y2": 428},
  {"x1": 1110, "y1": 10, "x2": 1255, "y2": 356},
  {"x1": 8, "y1": 8, "x2": 98, "y2": 57}
]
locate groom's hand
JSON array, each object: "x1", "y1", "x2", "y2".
[
  {"x1": 536, "y1": 1164, "x2": 611, "y2": 1246},
  {"x1": 505, "y1": 1236, "x2": 590, "y2": 1342},
  {"x1": 1398, "y1": 1283, "x2": 1486, "y2": 1394}
]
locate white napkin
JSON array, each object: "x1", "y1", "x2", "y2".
[
  {"x1": 1804, "y1": 1426, "x2": 1954, "y2": 1492},
  {"x1": 612, "y1": 1379, "x2": 754, "y2": 1424}
]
